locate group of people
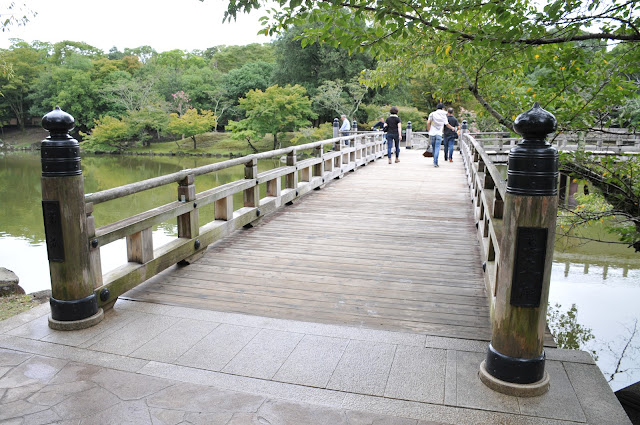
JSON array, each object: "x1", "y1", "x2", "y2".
[
  {"x1": 427, "y1": 103, "x2": 459, "y2": 167},
  {"x1": 362, "y1": 103, "x2": 460, "y2": 166}
]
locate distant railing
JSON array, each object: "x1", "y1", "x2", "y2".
[{"x1": 470, "y1": 129, "x2": 640, "y2": 153}]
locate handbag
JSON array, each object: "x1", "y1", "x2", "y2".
[{"x1": 423, "y1": 144, "x2": 433, "y2": 157}]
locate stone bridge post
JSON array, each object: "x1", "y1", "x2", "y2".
[
  {"x1": 479, "y1": 103, "x2": 558, "y2": 397},
  {"x1": 40, "y1": 107, "x2": 104, "y2": 330}
]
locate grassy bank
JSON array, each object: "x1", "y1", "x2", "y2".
[
  {"x1": 126, "y1": 131, "x2": 288, "y2": 157},
  {"x1": 0, "y1": 295, "x2": 42, "y2": 321}
]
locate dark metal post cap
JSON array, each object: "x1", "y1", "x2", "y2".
[
  {"x1": 513, "y1": 103, "x2": 556, "y2": 141},
  {"x1": 42, "y1": 107, "x2": 75, "y2": 135}
]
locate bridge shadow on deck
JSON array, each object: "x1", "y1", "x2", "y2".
[{"x1": 124, "y1": 149, "x2": 552, "y2": 344}]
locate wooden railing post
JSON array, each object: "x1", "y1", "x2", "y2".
[
  {"x1": 244, "y1": 158, "x2": 259, "y2": 208},
  {"x1": 286, "y1": 149, "x2": 298, "y2": 192},
  {"x1": 177, "y1": 174, "x2": 198, "y2": 238},
  {"x1": 406, "y1": 121, "x2": 412, "y2": 149},
  {"x1": 479, "y1": 103, "x2": 558, "y2": 397},
  {"x1": 332, "y1": 117, "x2": 339, "y2": 139},
  {"x1": 40, "y1": 107, "x2": 103, "y2": 330}
]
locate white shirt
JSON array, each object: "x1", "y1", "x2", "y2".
[
  {"x1": 428, "y1": 110, "x2": 449, "y2": 136},
  {"x1": 340, "y1": 118, "x2": 351, "y2": 132}
]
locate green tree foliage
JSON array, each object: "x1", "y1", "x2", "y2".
[
  {"x1": 222, "y1": 61, "x2": 275, "y2": 101},
  {"x1": 223, "y1": 0, "x2": 640, "y2": 133},
  {"x1": 559, "y1": 151, "x2": 640, "y2": 252},
  {"x1": 210, "y1": 43, "x2": 275, "y2": 72},
  {"x1": 167, "y1": 108, "x2": 217, "y2": 149},
  {"x1": 313, "y1": 77, "x2": 367, "y2": 120},
  {"x1": 271, "y1": 23, "x2": 376, "y2": 97},
  {"x1": 233, "y1": 84, "x2": 317, "y2": 150},
  {"x1": 221, "y1": 61, "x2": 275, "y2": 123},
  {"x1": 81, "y1": 115, "x2": 134, "y2": 152},
  {"x1": 0, "y1": 41, "x2": 44, "y2": 129}
]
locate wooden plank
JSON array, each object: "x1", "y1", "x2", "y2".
[{"x1": 123, "y1": 150, "x2": 555, "y2": 346}]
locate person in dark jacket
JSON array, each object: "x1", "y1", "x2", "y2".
[
  {"x1": 384, "y1": 106, "x2": 402, "y2": 164},
  {"x1": 443, "y1": 108, "x2": 459, "y2": 162}
]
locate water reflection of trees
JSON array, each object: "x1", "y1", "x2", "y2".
[
  {"x1": 603, "y1": 319, "x2": 639, "y2": 385},
  {"x1": 548, "y1": 303, "x2": 640, "y2": 389},
  {"x1": 547, "y1": 303, "x2": 597, "y2": 358}
]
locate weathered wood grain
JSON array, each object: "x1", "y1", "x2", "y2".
[{"x1": 124, "y1": 149, "x2": 555, "y2": 345}]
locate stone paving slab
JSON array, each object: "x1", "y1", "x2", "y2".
[{"x1": 0, "y1": 299, "x2": 632, "y2": 424}]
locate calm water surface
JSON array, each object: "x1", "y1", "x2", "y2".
[{"x1": 1, "y1": 151, "x2": 639, "y2": 391}]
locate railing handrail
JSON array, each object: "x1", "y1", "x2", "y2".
[
  {"x1": 85, "y1": 135, "x2": 357, "y2": 205},
  {"x1": 464, "y1": 134, "x2": 507, "y2": 200}
]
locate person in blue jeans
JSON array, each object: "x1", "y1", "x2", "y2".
[
  {"x1": 384, "y1": 106, "x2": 402, "y2": 164},
  {"x1": 443, "y1": 108, "x2": 459, "y2": 162},
  {"x1": 427, "y1": 103, "x2": 456, "y2": 167}
]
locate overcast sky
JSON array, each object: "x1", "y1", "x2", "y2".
[{"x1": 0, "y1": 0, "x2": 272, "y2": 53}]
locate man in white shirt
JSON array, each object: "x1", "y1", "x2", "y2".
[
  {"x1": 427, "y1": 103, "x2": 456, "y2": 168},
  {"x1": 340, "y1": 114, "x2": 351, "y2": 140}
]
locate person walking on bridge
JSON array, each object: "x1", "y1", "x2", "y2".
[
  {"x1": 340, "y1": 114, "x2": 351, "y2": 139},
  {"x1": 384, "y1": 106, "x2": 402, "y2": 164},
  {"x1": 427, "y1": 103, "x2": 456, "y2": 167},
  {"x1": 443, "y1": 107, "x2": 459, "y2": 163}
]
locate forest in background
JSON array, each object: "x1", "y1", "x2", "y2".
[{"x1": 0, "y1": 27, "x2": 466, "y2": 154}]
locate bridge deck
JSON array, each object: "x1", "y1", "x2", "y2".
[{"x1": 124, "y1": 150, "x2": 551, "y2": 344}]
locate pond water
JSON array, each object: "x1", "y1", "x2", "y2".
[{"x1": 1, "y1": 151, "x2": 639, "y2": 391}]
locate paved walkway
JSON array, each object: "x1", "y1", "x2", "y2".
[{"x1": 0, "y1": 299, "x2": 631, "y2": 424}]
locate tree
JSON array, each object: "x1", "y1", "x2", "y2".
[
  {"x1": 233, "y1": 84, "x2": 317, "y2": 150},
  {"x1": 558, "y1": 151, "x2": 640, "y2": 252},
  {"x1": 271, "y1": 23, "x2": 376, "y2": 97},
  {"x1": 0, "y1": 42, "x2": 43, "y2": 129},
  {"x1": 221, "y1": 61, "x2": 275, "y2": 123},
  {"x1": 167, "y1": 108, "x2": 217, "y2": 149},
  {"x1": 210, "y1": 44, "x2": 275, "y2": 72},
  {"x1": 81, "y1": 115, "x2": 133, "y2": 152},
  {"x1": 313, "y1": 77, "x2": 367, "y2": 119},
  {"x1": 222, "y1": 0, "x2": 640, "y2": 134}
]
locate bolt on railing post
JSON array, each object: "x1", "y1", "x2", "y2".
[
  {"x1": 479, "y1": 103, "x2": 558, "y2": 397},
  {"x1": 40, "y1": 107, "x2": 104, "y2": 330},
  {"x1": 406, "y1": 121, "x2": 412, "y2": 149}
]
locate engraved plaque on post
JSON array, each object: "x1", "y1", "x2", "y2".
[
  {"x1": 42, "y1": 200, "x2": 65, "y2": 262},
  {"x1": 510, "y1": 227, "x2": 547, "y2": 307}
]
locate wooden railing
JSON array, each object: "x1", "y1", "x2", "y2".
[
  {"x1": 470, "y1": 129, "x2": 640, "y2": 153},
  {"x1": 85, "y1": 132, "x2": 387, "y2": 309},
  {"x1": 459, "y1": 132, "x2": 506, "y2": 312}
]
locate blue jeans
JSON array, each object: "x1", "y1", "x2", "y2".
[
  {"x1": 430, "y1": 135, "x2": 442, "y2": 165},
  {"x1": 443, "y1": 135, "x2": 455, "y2": 160},
  {"x1": 387, "y1": 133, "x2": 400, "y2": 158}
]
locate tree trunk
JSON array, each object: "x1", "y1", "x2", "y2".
[
  {"x1": 192, "y1": 135, "x2": 197, "y2": 150},
  {"x1": 273, "y1": 133, "x2": 278, "y2": 150},
  {"x1": 247, "y1": 139, "x2": 259, "y2": 153}
]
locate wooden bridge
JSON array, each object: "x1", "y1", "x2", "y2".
[
  {"x1": 124, "y1": 145, "x2": 493, "y2": 341},
  {"x1": 17, "y1": 107, "x2": 635, "y2": 424},
  {"x1": 39, "y1": 109, "x2": 561, "y2": 347}
]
